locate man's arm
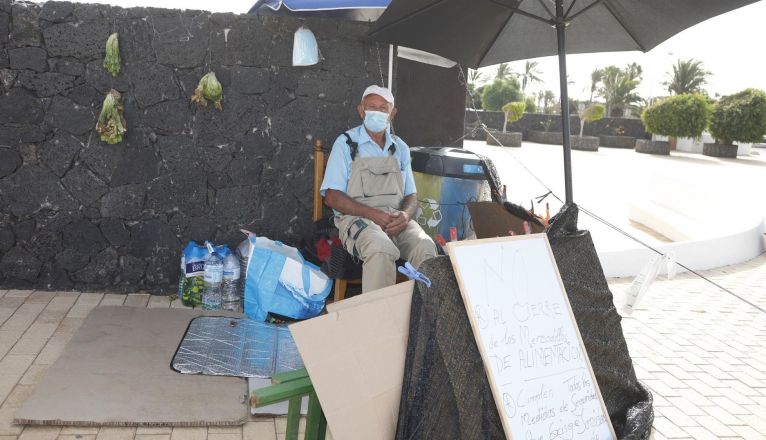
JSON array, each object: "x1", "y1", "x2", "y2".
[
  {"x1": 325, "y1": 189, "x2": 392, "y2": 229},
  {"x1": 384, "y1": 194, "x2": 418, "y2": 236}
]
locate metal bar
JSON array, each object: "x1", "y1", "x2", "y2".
[
  {"x1": 568, "y1": 0, "x2": 603, "y2": 21},
  {"x1": 555, "y1": 0, "x2": 574, "y2": 204},
  {"x1": 489, "y1": 0, "x2": 552, "y2": 25},
  {"x1": 388, "y1": 44, "x2": 394, "y2": 89},
  {"x1": 535, "y1": 0, "x2": 555, "y2": 18},
  {"x1": 563, "y1": 0, "x2": 578, "y2": 19}
]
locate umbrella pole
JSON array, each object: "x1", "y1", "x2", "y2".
[{"x1": 556, "y1": 0, "x2": 574, "y2": 205}]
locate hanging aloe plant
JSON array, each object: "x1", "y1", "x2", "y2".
[
  {"x1": 96, "y1": 89, "x2": 127, "y2": 145},
  {"x1": 103, "y1": 33, "x2": 121, "y2": 77},
  {"x1": 191, "y1": 72, "x2": 223, "y2": 110}
]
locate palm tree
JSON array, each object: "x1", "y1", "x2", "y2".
[
  {"x1": 625, "y1": 62, "x2": 643, "y2": 81},
  {"x1": 495, "y1": 63, "x2": 514, "y2": 81},
  {"x1": 664, "y1": 59, "x2": 711, "y2": 95},
  {"x1": 468, "y1": 69, "x2": 484, "y2": 87},
  {"x1": 543, "y1": 90, "x2": 556, "y2": 112},
  {"x1": 598, "y1": 66, "x2": 642, "y2": 116},
  {"x1": 589, "y1": 68, "x2": 603, "y2": 103},
  {"x1": 520, "y1": 60, "x2": 544, "y2": 94}
]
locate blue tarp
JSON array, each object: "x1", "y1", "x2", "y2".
[{"x1": 259, "y1": 0, "x2": 389, "y2": 11}]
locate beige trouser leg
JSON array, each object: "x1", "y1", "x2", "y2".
[
  {"x1": 391, "y1": 220, "x2": 437, "y2": 270},
  {"x1": 338, "y1": 218, "x2": 400, "y2": 293}
]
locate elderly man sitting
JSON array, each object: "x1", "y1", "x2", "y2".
[{"x1": 320, "y1": 85, "x2": 437, "y2": 292}]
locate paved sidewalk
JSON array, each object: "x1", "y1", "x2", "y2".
[{"x1": 1, "y1": 252, "x2": 765, "y2": 439}]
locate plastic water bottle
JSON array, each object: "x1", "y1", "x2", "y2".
[
  {"x1": 202, "y1": 242, "x2": 223, "y2": 310},
  {"x1": 221, "y1": 253, "x2": 241, "y2": 312}
]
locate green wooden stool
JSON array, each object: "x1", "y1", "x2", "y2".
[{"x1": 251, "y1": 369, "x2": 327, "y2": 440}]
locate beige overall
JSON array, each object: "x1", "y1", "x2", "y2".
[{"x1": 334, "y1": 155, "x2": 436, "y2": 292}]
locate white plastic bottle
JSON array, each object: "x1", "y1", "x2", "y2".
[
  {"x1": 221, "y1": 253, "x2": 241, "y2": 312},
  {"x1": 202, "y1": 242, "x2": 223, "y2": 310}
]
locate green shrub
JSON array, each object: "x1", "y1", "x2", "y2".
[
  {"x1": 501, "y1": 101, "x2": 526, "y2": 133},
  {"x1": 481, "y1": 78, "x2": 522, "y2": 111},
  {"x1": 524, "y1": 95, "x2": 537, "y2": 113},
  {"x1": 641, "y1": 93, "x2": 710, "y2": 139},
  {"x1": 709, "y1": 88, "x2": 766, "y2": 145},
  {"x1": 578, "y1": 103, "x2": 605, "y2": 136}
]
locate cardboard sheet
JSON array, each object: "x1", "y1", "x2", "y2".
[
  {"x1": 15, "y1": 307, "x2": 248, "y2": 427},
  {"x1": 289, "y1": 281, "x2": 415, "y2": 440},
  {"x1": 468, "y1": 201, "x2": 545, "y2": 238}
]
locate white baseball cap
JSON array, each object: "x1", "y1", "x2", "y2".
[{"x1": 362, "y1": 85, "x2": 395, "y2": 106}]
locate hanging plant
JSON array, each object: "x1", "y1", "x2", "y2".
[
  {"x1": 103, "y1": 33, "x2": 121, "y2": 77},
  {"x1": 191, "y1": 72, "x2": 223, "y2": 110},
  {"x1": 96, "y1": 89, "x2": 127, "y2": 145}
]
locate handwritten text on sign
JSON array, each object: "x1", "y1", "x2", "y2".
[{"x1": 449, "y1": 236, "x2": 615, "y2": 440}]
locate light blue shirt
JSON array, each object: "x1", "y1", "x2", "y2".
[{"x1": 320, "y1": 125, "x2": 417, "y2": 198}]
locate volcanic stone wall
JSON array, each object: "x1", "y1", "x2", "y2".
[
  {"x1": 464, "y1": 110, "x2": 650, "y2": 141},
  {"x1": 0, "y1": 0, "x2": 389, "y2": 292}
]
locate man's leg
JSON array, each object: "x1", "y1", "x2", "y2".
[
  {"x1": 392, "y1": 220, "x2": 437, "y2": 270},
  {"x1": 339, "y1": 218, "x2": 400, "y2": 292}
]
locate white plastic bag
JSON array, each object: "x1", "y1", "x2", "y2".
[
  {"x1": 292, "y1": 26, "x2": 320, "y2": 66},
  {"x1": 620, "y1": 253, "x2": 676, "y2": 315}
]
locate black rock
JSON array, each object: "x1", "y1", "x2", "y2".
[
  {"x1": 146, "y1": 168, "x2": 207, "y2": 216},
  {"x1": 0, "y1": 146, "x2": 22, "y2": 178},
  {"x1": 73, "y1": 247, "x2": 118, "y2": 284},
  {"x1": 99, "y1": 218, "x2": 130, "y2": 246},
  {"x1": 0, "y1": 246, "x2": 42, "y2": 281},
  {"x1": 38, "y1": 132, "x2": 83, "y2": 177},
  {"x1": 84, "y1": 60, "x2": 131, "y2": 93},
  {"x1": 150, "y1": 12, "x2": 210, "y2": 68},
  {"x1": 54, "y1": 248, "x2": 91, "y2": 272},
  {"x1": 129, "y1": 219, "x2": 180, "y2": 258},
  {"x1": 0, "y1": 88, "x2": 44, "y2": 124},
  {"x1": 50, "y1": 57, "x2": 85, "y2": 76},
  {"x1": 79, "y1": 138, "x2": 123, "y2": 181},
  {"x1": 11, "y1": 3, "x2": 42, "y2": 47},
  {"x1": 64, "y1": 84, "x2": 98, "y2": 107},
  {"x1": 8, "y1": 46, "x2": 48, "y2": 72},
  {"x1": 100, "y1": 184, "x2": 145, "y2": 219},
  {"x1": 110, "y1": 147, "x2": 161, "y2": 186},
  {"x1": 62, "y1": 218, "x2": 106, "y2": 254},
  {"x1": 45, "y1": 95, "x2": 95, "y2": 135},
  {"x1": 26, "y1": 229, "x2": 62, "y2": 262},
  {"x1": 0, "y1": 165, "x2": 78, "y2": 218},
  {"x1": 61, "y1": 164, "x2": 108, "y2": 206},
  {"x1": 127, "y1": 61, "x2": 179, "y2": 108},
  {"x1": 0, "y1": 124, "x2": 47, "y2": 145},
  {"x1": 0, "y1": 224, "x2": 13, "y2": 252},
  {"x1": 0, "y1": 11, "x2": 8, "y2": 45},
  {"x1": 11, "y1": 219, "x2": 35, "y2": 243},
  {"x1": 16, "y1": 71, "x2": 75, "y2": 97},
  {"x1": 40, "y1": 1, "x2": 74, "y2": 23},
  {"x1": 230, "y1": 66, "x2": 270, "y2": 95},
  {"x1": 141, "y1": 99, "x2": 192, "y2": 134},
  {"x1": 117, "y1": 254, "x2": 146, "y2": 285},
  {"x1": 43, "y1": 20, "x2": 111, "y2": 60},
  {"x1": 210, "y1": 14, "x2": 272, "y2": 67},
  {"x1": 38, "y1": 261, "x2": 73, "y2": 290}
]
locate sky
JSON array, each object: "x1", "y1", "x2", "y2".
[{"x1": 36, "y1": 0, "x2": 766, "y2": 102}]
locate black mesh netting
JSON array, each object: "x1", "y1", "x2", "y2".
[{"x1": 395, "y1": 204, "x2": 653, "y2": 439}]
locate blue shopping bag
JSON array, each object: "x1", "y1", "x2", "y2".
[{"x1": 243, "y1": 234, "x2": 332, "y2": 321}]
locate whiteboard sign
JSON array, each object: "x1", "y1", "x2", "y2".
[{"x1": 448, "y1": 235, "x2": 616, "y2": 440}]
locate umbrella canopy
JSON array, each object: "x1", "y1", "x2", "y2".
[{"x1": 369, "y1": 0, "x2": 760, "y2": 203}]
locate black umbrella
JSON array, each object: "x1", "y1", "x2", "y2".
[{"x1": 369, "y1": 0, "x2": 760, "y2": 204}]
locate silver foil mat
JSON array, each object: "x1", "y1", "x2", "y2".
[{"x1": 172, "y1": 316, "x2": 304, "y2": 378}]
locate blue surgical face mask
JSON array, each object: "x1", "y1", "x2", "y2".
[{"x1": 363, "y1": 110, "x2": 389, "y2": 133}]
